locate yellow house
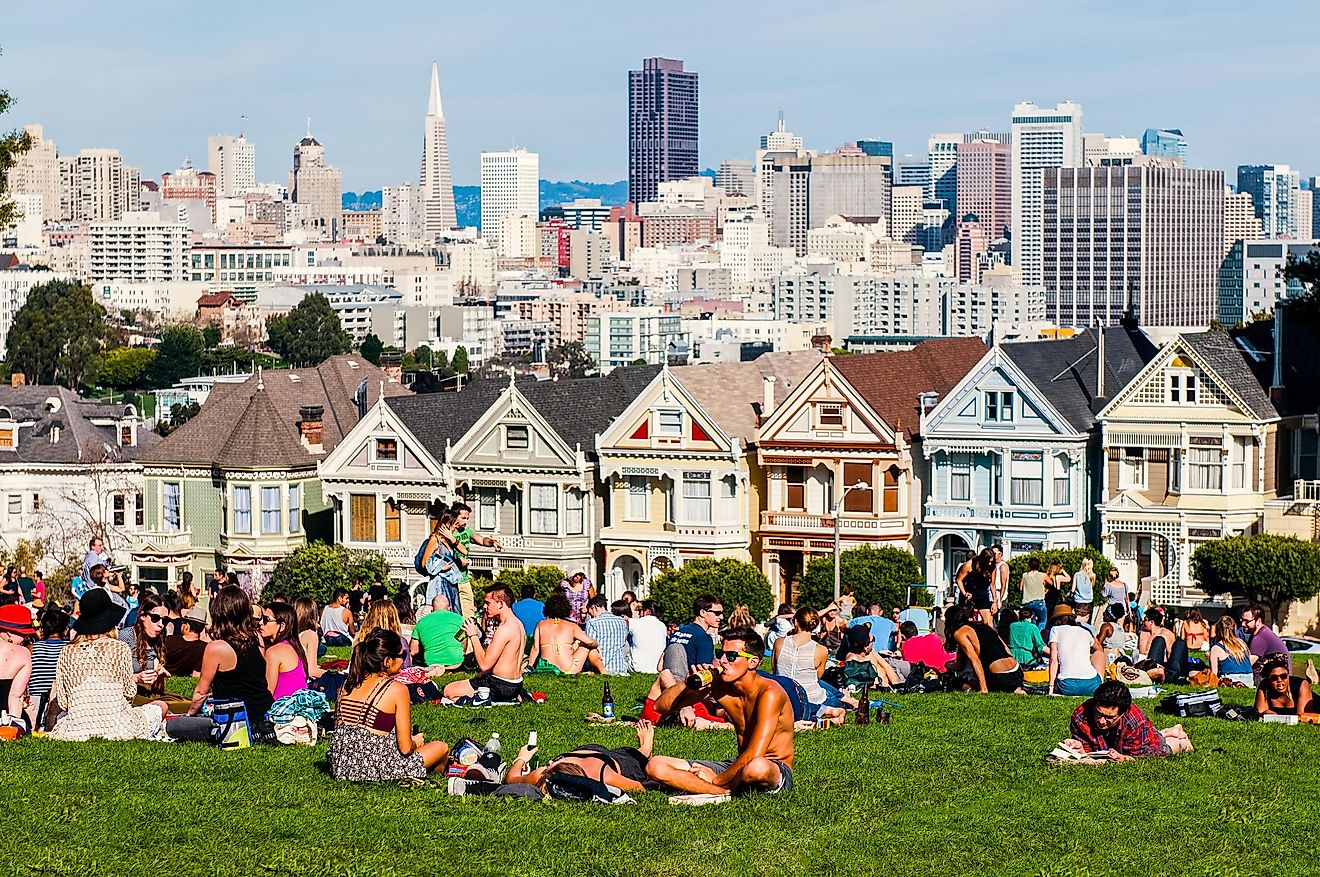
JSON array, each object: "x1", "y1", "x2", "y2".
[{"x1": 595, "y1": 352, "x2": 821, "y2": 596}]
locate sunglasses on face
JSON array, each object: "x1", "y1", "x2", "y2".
[
  {"x1": 717, "y1": 649, "x2": 757, "y2": 662},
  {"x1": 146, "y1": 612, "x2": 169, "y2": 623},
  {"x1": 707, "y1": 609, "x2": 725, "y2": 617},
  {"x1": 261, "y1": 616, "x2": 278, "y2": 624},
  {"x1": 1268, "y1": 673, "x2": 1289, "y2": 682}
]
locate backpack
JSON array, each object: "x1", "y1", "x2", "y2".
[
  {"x1": 413, "y1": 541, "x2": 429, "y2": 576},
  {"x1": 1159, "y1": 690, "x2": 1222, "y2": 718}
]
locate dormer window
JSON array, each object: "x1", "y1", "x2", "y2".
[
  {"x1": 120, "y1": 424, "x2": 134, "y2": 447},
  {"x1": 374, "y1": 438, "x2": 398, "y2": 462},
  {"x1": 817, "y1": 403, "x2": 844, "y2": 429},
  {"x1": 657, "y1": 411, "x2": 682, "y2": 435},
  {"x1": 985, "y1": 391, "x2": 1015, "y2": 423},
  {"x1": 1168, "y1": 371, "x2": 1197, "y2": 404},
  {"x1": 506, "y1": 425, "x2": 530, "y2": 450}
]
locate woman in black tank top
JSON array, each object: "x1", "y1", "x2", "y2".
[{"x1": 944, "y1": 604, "x2": 1023, "y2": 694}]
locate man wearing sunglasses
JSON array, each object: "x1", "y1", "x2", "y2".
[
  {"x1": 640, "y1": 595, "x2": 723, "y2": 724},
  {"x1": 647, "y1": 626, "x2": 795, "y2": 796}
]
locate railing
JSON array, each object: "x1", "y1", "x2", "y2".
[
  {"x1": 131, "y1": 529, "x2": 193, "y2": 550},
  {"x1": 761, "y1": 511, "x2": 832, "y2": 530},
  {"x1": 759, "y1": 512, "x2": 898, "y2": 534},
  {"x1": 663, "y1": 522, "x2": 747, "y2": 539},
  {"x1": 1296, "y1": 480, "x2": 1320, "y2": 502}
]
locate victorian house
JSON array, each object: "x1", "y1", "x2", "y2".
[
  {"x1": 131, "y1": 356, "x2": 405, "y2": 588},
  {"x1": 755, "y1": 338, "x2": 986, "y2": 601},
  {"x1": 1097, "y1": 331, "x2": 1282, "y2": 608},
  {"x1": 595, "y1": 352, "x2": 821, "y2": 597},
  {"x1": 920, "y1": 325, "x2": 1156, "y2": 594}
]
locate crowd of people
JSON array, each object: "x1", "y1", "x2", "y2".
[{"x1": 1, "y1": 530, "x2": 1315, "y2": 794}]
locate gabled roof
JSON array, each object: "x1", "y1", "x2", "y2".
[
  {"x1": 0, "y1": 385, "x2": 158, "y2": 464},
  {"x1": 1180, "y1": 331, "x2": 1278, "y2": 420},
  {"x1": 831, "y1": 338, "x2": 988, "y2": 439},
  {"x1": 144, "y1": 355, "x2": 407, "y2": 468},
  {"x1": 672, "y1": 350, "x2": 823, "y2": 445},
  {"x1": 1001, "y1": 324, "x2": 1158, "y2": 432}
]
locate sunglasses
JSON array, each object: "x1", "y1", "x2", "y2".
[
  {"x1": 707, "y1": 609, "x2": 725, "y2": 617},
  {"x1": 261, "y1": 615, "x2": 279, "y2": 624},
  {"x1": 146, "y1": 612, "x2": 169, "y2": 623},
  {"x1": 1267, "y1": 673, "x2": 1290, "y2": 682},
  {"x1": 717, "y1": 650, "x2": 757, "y2": 662}
]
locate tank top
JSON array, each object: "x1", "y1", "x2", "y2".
[
  {"x1": 213, "y1": 641, "x2": 274, "y2": 720},
  {"x1": 1213, "y1": 643, "x2": 1251, "y2": 676},
  {"x1": 964, "y1": 622, "x2": 1011, "y2": 665},
  {"x1": 321, "y1": 604, "x2": 353, "y2": 638},
  {"x1": 1103, "y1": 624, "x2": 1126, "y2": 652},
  {"x1": 271, "y1": 650, "x2": 308, "y2": 701},
  {"x1": 777, "y1": 634, "x2": 826, "y2": 704},
  {"x1": 336, "y1": 677, "x2": 397, "y2": 732}
]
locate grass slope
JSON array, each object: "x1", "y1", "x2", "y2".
[{"x1": 4, "y1": 673, "x2": 1316, "y2": 877}]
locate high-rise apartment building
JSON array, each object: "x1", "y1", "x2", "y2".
[
  {"x1": 1141, "y1": 128, "x2": 1187, "y2": 161},
  {"x1": 1218, "y1": 239, "x2": 1320, "y2": 326},
  {"x1": 956, "y1": 138, "x2": 1011, "y2": 237},
  {"x1": 5, "y1": 125, "x2": 60, "y2": 223},
  {"x1": 1224, "y1": 187, "x2": 1264, "y2": 254},
  {"x1": 1041, "y1": 165, "x2": 1223, "y2": 328},
  {"x1": 767, "y1": 150, "x2": 890, "y2": 256},
  {"x1": 1011, "y1": 100, "x2": 1084, "y2": 285},
  {"x1": 627, "y1": 57, "x2": 698, "y2": 205},
  {"x1": 1237, "y1": 164, "x2": 1301, "y2": 239},
  {"x1": 59, "y1": 148, "x2": 141, "y2": 223},
  {"x1": 419, "y1": 63, "x2": 457, "y2": 237},
  {"x1": 1298, "y1": 189, "x2": 1314, "y2": 241},
  {"x1": 382, "y1": 183, "x2": 424, "y2": 245},
  {"x1": 89, "y1": 211, "x2": 189, "y2": 282},
  {"x1": 288, "y1": 130, "x2": 342, "y2": 240},
  {"x1": 716, "y1": 159, "x2": 755, "y2": 196},
  {"x1": 479, "y1": 148, "x2": 539, "y2": 245},
  {"x1": 207, "y1": 134, "x2": 255, "y2": 198},
  {"x1": 756, "y1": 115, "x2": 809, "y2": 219}
]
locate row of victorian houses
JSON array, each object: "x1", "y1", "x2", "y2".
[{"x1": 99, "y1": 315, "x2": 1320, "y2": 627}]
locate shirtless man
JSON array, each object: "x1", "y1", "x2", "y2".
[
  {"x1": 646, "y1": 626, "x2": 795, "y2": 795},
  {"x1": 442, "y1": 584, "x2": 527, "y2": 704}
]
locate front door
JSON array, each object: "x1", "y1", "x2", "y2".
[{"x1": 1137, "y1": 537, "x2": 1152, "y2": 581}]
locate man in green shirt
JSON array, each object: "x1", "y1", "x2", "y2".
[
  {"x1": 411, "y1": 594, "x2": 466, "y2": 669},
  {"x1": 450, "y1": 502, "x2": 503, "y2": 620}
]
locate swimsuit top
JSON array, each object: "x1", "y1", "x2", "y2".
[{"x1": 336, "y1": 677, "x2": 397, "y2": 733}]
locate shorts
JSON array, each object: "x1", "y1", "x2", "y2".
[
  {"x1": 971, "y1": 588, "x2": 993, "y2": 610},
  {"x1": 470, "y1": 673, "x2": 526, "y2": 703},
  {"x1": 987, "y1": 667, "x2": 1023, "y2": 693},
  {"x1": 694, "y1": 758, "x2": 793, "y2": 794}
]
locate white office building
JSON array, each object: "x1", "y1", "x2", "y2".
[
  {"x1": 1011, "y1": 100, "x2": 1083, "y2": 286},
  {"x1": 584, "y1": 308, "x2": 686, "y2": 372},
  {"x1": 207, "y1": 134, "x2": 256, "y2": 198},
  {"x1": 1217, "y1": 239, "x2": 1320, "y2": 326},
  {"x1": 480, "y1": 148, "x2": 539, "y2": 245}
]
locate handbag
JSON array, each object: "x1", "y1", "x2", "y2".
[{"x1": 1188, "y1": 669, "x2": 1219, "y2": 688}]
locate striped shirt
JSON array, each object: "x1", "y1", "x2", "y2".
[
  {"x1": 585, "y1": 612, "x2": 631, "y2": 675},
  {"x1": 29, "y1": 639, "x2": 68, "y2": 699}
]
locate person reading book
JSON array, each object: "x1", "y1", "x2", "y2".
[{"x1": 1061, "y1": 680, "x2": 1192, "y2": 761}]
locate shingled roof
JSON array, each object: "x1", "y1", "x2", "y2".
[
  {"x1": 1230, "y1": 313, "x2": 1320, "y2": 418},
  {"x1": 143, "y1": 355, "x2": 407, "y2": 469},
  {"x1": 1002, "y1": 324, "x2": 1158, "y2": 432},
  {"x1": 1181, "y1": 331, "x2": 1278, "y2": 420},
  {"x1": 672, "y1": 350, "x2": 824, "y2": 446},
  {"x1": 0, "y1": 386, "x2": 158, "y2": 464},
  {"x1": 832, "y1": 337, "x2": 988, "y2": 439}
]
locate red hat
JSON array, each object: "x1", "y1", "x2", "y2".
[{"x1": 0, "y1": 604, "x2": 35, "y2": 638}]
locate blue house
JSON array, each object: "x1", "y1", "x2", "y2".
[{"x1": 918, "y1": 324, "x2": 1156, "y2": 596}]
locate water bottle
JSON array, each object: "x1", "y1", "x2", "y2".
[{"x1": 484, "y1": 732, "x2": 501, "y2": 755}]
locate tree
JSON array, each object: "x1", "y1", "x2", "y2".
[
  {"x1": 650, "y1": 558, "x2": 773, "y2": 624},
  {"x1": 546, "y1": 341, "x2": 595, "y2": 379},
  {"x1": 484, "y1": 565, "x2": 567, "y2": 602},
  {"x1": 265, "y1": 314, "x2": 289, "y2": 357},
  {"x1": 147, "y1": 324, "x2": 205, "y2": 388},
  {"x1": 1191, "y1": 534, "x2": 1320, "y2": 626},
  {"x1": 201, "y1": 322, "x2": 222, "y2": 348},
  {"x1": 5, "y1": 279, "x2": 108, "y2": 387},
  {"x1": 96, "y1": 347, "x2": 156, "y2": 391},
  {"x1": 434, "y1": 349, "x2": 451, "y2": 376},
  {"x1": 359, "y1": 332, "x2": 384, "y2": 365},
  {"x1": 452, "y1": 345, "x2": 470, "y2": 375},
  {"x1": 0, "y1": 77, "x2": 34, "y2": 230},
  {"x1": 202, "y1": 345, "x2": 279, "y2": 374},
  {"x1": 1005, "y1": 547, "x2": 1112, "y2": 608},
  {"x1": 157, "y1": 401, "x2": 200, "y2": 436},
  {"x1": 280, "y1": 293, "x2": 352, "y2": 366},
  {"x1": 798, "y1": 546, "x2": 926, "y2": 612},
  {"x1": 1285, "y1": 250, "x2": 1320, "y2": 325},
  {"x1": 262, "y1": 543, "x2": 391, "y2": 606},
  {"x1": 414, "y1": 344, "x2": 433, "y2": 368}
]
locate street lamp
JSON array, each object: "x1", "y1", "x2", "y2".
[{"x1": 833, "y1": 480, "x2": 871, "y2": 600}]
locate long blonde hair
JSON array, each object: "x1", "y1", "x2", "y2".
[
  {"x1": 1214, "y1": 615, "x2": 1248, "y2": 662},
  {"x1": 355, "y1": 599, "x2": 401, "y2": 645},
  {"x1": 727, "y1": 604, "x2": 755, "y2": 629}
]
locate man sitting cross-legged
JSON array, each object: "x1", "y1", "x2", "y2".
[
  {"x1": 646, "y1": 626, "x2": 795, "y2": 796},
  {"x1": 442, "y1": 584, "x2": 527, "y2": 705}
]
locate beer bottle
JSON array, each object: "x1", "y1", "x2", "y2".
[
  {"x1": 602, "y1": 679, "x2": 615, "y2": 720},
  {"x1": 856, "y1": 680, "x2": 871, "y2": 725}
]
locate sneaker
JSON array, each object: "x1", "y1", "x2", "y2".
[
  {"x1": 447, "y1": 777, "x2": 468, "y2": 796},
  {"x1": 468, "y1": 689, "x2": 492, "y2": 708}
]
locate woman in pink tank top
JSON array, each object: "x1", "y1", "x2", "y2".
[{"x1": 261, "y1": 602, "x2": 309, "y2": 700}]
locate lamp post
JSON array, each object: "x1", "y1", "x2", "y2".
[{"x1": 833, "y1": 480, "x2": 872, "y2": 601}]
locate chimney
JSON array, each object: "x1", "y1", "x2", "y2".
[
  {"x1": 1096, "y1": 323, "x2": 1105, "y2": 399},
  {"x1": 299, "y1": 404, "x2": 324, "y2": 451},
  {"x1": 761, "y1": 375, "x2": 777, "y2": 423},
  {"x1": 1270, "y1": 305, "x2": 1285, "y2": 400}
]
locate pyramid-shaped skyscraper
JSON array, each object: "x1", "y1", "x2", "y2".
[{"x1": 419, "y1": 62, "x2": 457, "y2": 237}]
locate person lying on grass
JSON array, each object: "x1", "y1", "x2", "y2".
[
  {"x1": 944, "y1": 603, "x2": 1024, "y2": 694},
  {"x1": 1062, "y1": 680, "x2": 1193, "y2": 761},
  {"x1": 441, "y1": 584, "x2": 527, "y2": 705},
  {"x1": 646, "y1": 626, "x2": 795, "y2": 796},
  {"x1": 504, "y1": 719, "x2": 655, "y2": 793},
  {"x1": 1255, "y1": 655, "x2": 1315, "y2": 717}
]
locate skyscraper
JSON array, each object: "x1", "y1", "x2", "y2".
[
  {"x1": 1141, "y1": 128, "x2": 1187, "y2": 161},
  {"x1": 59, "y1": 148, "x2": 140, "y2": 223},
  {"x1": 756, "y1": 114, "x2": 809, "y2": 219},
  {"x1": 419, "y1": 62, "x2": 457, "y2": 237},
  {"x1": 207, "y1": 133, "x2": 255, "y2": 198},
  {"x1": 956, "y1": 138, "x2": 1011, "y2": 238},
  {"x1": 928, "y1": 134, "x2": 962, "y2": 216},
  {"x1": 627, "y1": 57, "x2": 698, "y2": 205},
  {"x1": 766, "y1": 149, "x2": 890, "y2": 255},
  {"x1": 1236, "y1": 164, "x2": 1301, "y2": 239},
  {"x1": 5, "y1": 125, "x2": 60, "y2": 222},
  {"x1": 288, "y1": 126, "x2": 342, "y2": 240},
  {"x1": 480, "y1": 148, "x2": 539, "y2": 244},
  {"x1": 1011, "y1": 100, "x2": 1084, "y2": 285},
  {"x1": 716, "y1": 159, "x2": 755, "y2": 196}
]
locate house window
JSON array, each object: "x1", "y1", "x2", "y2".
[
  {"x1": 261, "y1": 486, "x2": 281, "y2": 534},
  {"x1": 625, "y1": 476, "x2": 649, "y2": 521},
  {"x1": 1168, "y1": 371, "x2": 1197, "y2": 404},
  {"x1": 817, "y1": 403, "x2": 844, "y2": 429},
  {"x1": 1054, "y1": 476, "x2": 1070, "y2": 506},
  {"x1": 233, "y1": 486, "x2": 252, "y2": 534},
  {"x1": 682, "y1": 472, "x2": 712, "y2": 524},
  {"x1": 0, "y1": 429, "x2": 12, "y2": 448},
  {"x1": 842, "y1": 462, "x2": 873, "y2": 513},
  {"x1": 478, "y1": 488, "x2": 498, "y2": 530},
  {"x1": 1170, "y1": 451, "x2": 1183, "y2": 493},
  {"x1": 785, "y1": 466, "x2": 807, "y2": 511},
  {"x1": 1230, "y1": 437, "x2": 1249, "y2": 490},
  {"x1": 287, "y1": 484, "x2": 301, "y2": 532},
  {"x1": 530, "y1": 484, "x2": 558, "y2": 534},
  {"x1": 120, "y1": 425, "x2": 132, "y2": 446},
  {"x1": 566, "y1": 489, "x2": 585, "y2": 535},
  {"x1": 506, "y1": 425, "x2": 530, "y2": 450},
  {"x1": 882, "y1": 467, "x2": 900, "y2": 513},
  {"x1": 350, "y1": 494, "x2": 375, "y2": 542},
  {"x1": 1118, "y1": 449, "x2": 1147, "y2": 488},
  {"x1": 163, "y1": 483, "x2": 181, "y2": 531},
  {"x1": 1009, "y1": 451, "x2": 1043, "y2": 506},
  {"x1": 1188, "y1": 447, "x2": 1222, "y2": 491},
  {"x1": 384, "y1": 498, "x2": 401, "y2": 542},
  {"x1": 113, "y1": 494, "x2": 126, "y2": 526},
  {"x1": 7, "y1": 494, "x2": 20, "y2": 517},
  {"x1": 657, "y1": 411, "x2": 683, "y2": 435},
  {"x1": 32, "y1": 493, "x2": 40, "y2": 514},
  {"x1": 950, "y1": 454, "x2": 971, "y2": 502},
  {"x1": 375, "y1": 438, "x2": 398, "y2": 461},
  {"x1": 985, "y1": 391, "x2": 1015, "y2": 422}
]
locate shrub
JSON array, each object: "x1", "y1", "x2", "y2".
[
  {"x1": 798, "y1": 545, "x2": 926, "y2": 612},
  {"x1": 488, "y1": 565, "x2": 567, "y2": 601},
  {"x1": 263, "y1": 542, "x2": 391, "y2": 607},
  {"x1": 1004, "y1": 547, "x2": 1112, "y2": 607},
  {"x1": 649, "y1": 558, "x2": 773, "y2": 624},
  {"x1": 1192, "y1": 534, "x2": 1320, "y2": 626}
]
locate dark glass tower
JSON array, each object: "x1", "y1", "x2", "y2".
[{"x1": 628, "y1": 57, "x2": 698, "y2": 204}]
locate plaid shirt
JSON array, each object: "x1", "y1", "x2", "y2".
[
  {"x1": 1069, "y1": 703, "x2": 1168, "y2": 757},
  {"x1": 585, "y1": 611, "x2": 631, "y2": 675}
]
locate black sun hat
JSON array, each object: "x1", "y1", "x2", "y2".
[{"x1": 73, "y1": 588, "x2": 127, "y2": 635}]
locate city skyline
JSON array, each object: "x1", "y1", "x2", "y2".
[{"x1": 4, "y1": 2, "x2": 1319, "y2": 192}]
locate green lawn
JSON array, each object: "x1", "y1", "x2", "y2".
[{"x1": 4, "y1": 673, "x2": 1317, "y2": 877}]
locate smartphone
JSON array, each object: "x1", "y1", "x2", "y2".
[
  {"x1": 146, "y1": 656, "x2": 156, "y2": 672},
  {"x1": 412, "y1": 724, "x2": 420, "y2": 736}
]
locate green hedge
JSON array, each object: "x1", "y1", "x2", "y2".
[
  {"x1": 797, "y1": 545, "x2": 927, "y2": 612},
  {"x1": 649, "y1": 558, "x2": 773, "y2": 624},
  {"x1": 262, "y1": 543, "x2": 392, "y2": 607},
  {"x1": 1004, "y1": 547, "x2": 1112, "y2": 607},
  {"x1": 480, "y1": 565, "x2": 568, "y2": 602}
]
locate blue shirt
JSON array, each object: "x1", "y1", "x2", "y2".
[
  {"x1": 1072, "y1": 571, "x2": 1094, "y2": 603},
  {"x1": 585, "y1": 611, "x2": 631, "y2": 675},
  {"x1": 512, "y1": 598, "x2": 545, "y2": 635},
  {"x1": 664, "y1": 622, "x2": 714, "y2": 675}
]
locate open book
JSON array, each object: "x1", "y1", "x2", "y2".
[{"x1": 1049, "y1": 744, "x2": 1112, "y2": 761}]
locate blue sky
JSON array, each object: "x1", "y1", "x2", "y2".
[{"x1": 4, "y1": 1, "x2": 1317, "y2": 191}]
